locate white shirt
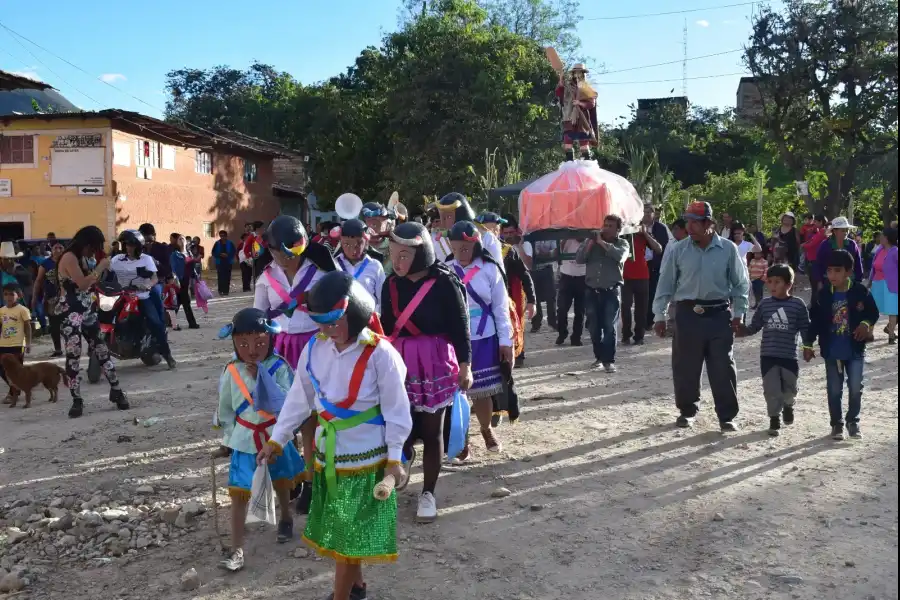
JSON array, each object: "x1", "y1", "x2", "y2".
[
  {"x1": 446, "y1": 257, "x2": 513, "y2": 345},
  {"x1": 110, "y1": 254, "x2": 157, "y2": 300},
  {"x1": 271, "y1": 331, "x2": 413, "y2": 467},
  {"x1": 519, "y1": 241, "x2": 533, "y2": 258},
  {"x1": 434, "y1": 230, "x2": 506, "y2": 273},
  {"x1": 254, "y1": 261, "x2": 326, "y2": 335},
  {"x1": 736, "y1": 240, "x2": 755, "y2": 262},
  {"x1": 336, "y1": 255, "x2": 385, "y2": 314},
  {"x1": 559, "y1": 239, "x2": 586, "y2": 277}
]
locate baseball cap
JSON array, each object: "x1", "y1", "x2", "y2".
[{"x1": 684, "y1": 202, "x2": 713, "y2": 221}]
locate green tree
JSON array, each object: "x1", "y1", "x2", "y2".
[{"x1": 744, "y1": 0, "x2": 899, "y2": 219}]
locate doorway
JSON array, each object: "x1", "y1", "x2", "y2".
[{"x1": 0, "y1": 213, "x2": 31, "y2": 242}]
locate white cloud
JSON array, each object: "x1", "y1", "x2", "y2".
[
  {"x1": 99, "y1": 73, "x2": 126, "y2": 83},
  {"x1": 10, "y1": 69, "x2": 41, "y2": 81},
  {"x1": 696, "y1": 19, "x2": 710, "y2": 28}
]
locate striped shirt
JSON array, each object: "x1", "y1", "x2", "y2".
[
  {"x1": 746, "y1": 296, "x2": 810, "y2": 360},
  {"x1": 749, "y1": 258, "x2": 769, "y2": 281}
]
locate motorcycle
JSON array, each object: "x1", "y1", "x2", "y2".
[{"x1": 87, "y1": 270, "x2": 161, "y2": 383}]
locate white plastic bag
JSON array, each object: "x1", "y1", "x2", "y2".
[{"x1": 246, "y1": 464, "x2": 277, "y2": 525}]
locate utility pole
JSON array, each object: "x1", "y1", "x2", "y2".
[{"x1": 682, "y1": 19, "x2": 688, "y2": 97}]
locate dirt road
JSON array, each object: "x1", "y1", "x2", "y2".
[{"x1": 1, "y1": 292, "x2": 897, "y2": 600}]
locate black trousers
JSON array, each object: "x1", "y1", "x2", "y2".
[
  {"x1": 216, "y1": 262, "x2": 233, "y2": 296},
  {"x1": 622, "y1": 278, "x2": 650, "y2": 341},
  {"x1": 240, "y1": 262, "x2": 253, "y2": 292},
  {"x1": 531, "y1": 267, "x2": 557, "y2": 329},
  {"x1": 556, "y1": 274, "x2": 586, "y2": 340},
  {"x1": 177, "y1": 281, "x2": 198, "y2": 328}
]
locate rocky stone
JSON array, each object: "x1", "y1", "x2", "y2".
[
  {"x1": 712, "y1": 513, "x2": 726, "y2": 522},
  {"x1": 79, "y1": 511, "x2": 103, "y2": 527},
  {"x1": 6, "y1": 527, "x2": 29, "y2": 544},
  {"x1": 293, "y1": 548, "x2": 310, "y2": 559},
  {"x1": 773, "y1": 574, "x2": 805, "y2": 585},
  {"x1": 491, "y1": 487, "x2": 512, "y2": 499},
  {"x1": 160, "y1": 507, "x2": 180, "y2": 525},
  {"x1": 135, "y1": 536, "x2": 150, "y2": 549},
  {"x1": 0, "y1": 572, "x2": 25, "y2": 593},
  {"x1": 47, "y1": 507, "x2": 68, "y2": 519},
  {"x1": 174, "y1": 513, "x2": 191, "y2": 529},
  {"x1": 49, "y1": 498, "x2": 64, "y2": 509},
  {"x1": 101, "y1": 509, "x2": 129, "y2": 522},
  {"x1": 48, "y1": 512, "x2": 74, "y2": 532},
  {"x1": 60, "y1": 535, "x2": 77, "y2": 548},
  {"x1": 180, "y1": 501, "x2": 205, "y2": 518},
  {"x1": 180, "y1": 568, "x2": 201, "y2": 591},
  {"x1": 117, "y1": 528, "x2": 132, "y2": 539},
  {"x1": 135, "y1": 485, "x2": 155, "y2": 495}
]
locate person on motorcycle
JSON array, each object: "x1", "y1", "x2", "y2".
[
  {"x1": 138, "y1": 223, "x2": 170, "y2": 323},
  {"x1": 110, "y1": 230, "x2": 177, "y2": 369}
]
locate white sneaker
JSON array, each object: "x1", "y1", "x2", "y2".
[
  {"x1": 219, "y1": 548, "x2": 244, "y2": 572},
  {"x1": 416, "y1": 492, "x2": 438, "y2": 524},
  {"x1": 604, "y1": 363, "x2": 617, "y2": 373}
]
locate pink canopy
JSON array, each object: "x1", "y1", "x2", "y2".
[{"x1": 518, "y1": 161, "x2": 644, "y2": 234}]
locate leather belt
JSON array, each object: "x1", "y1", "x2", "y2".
[{"x1": 677, "y1": 299, "x2": 730, "y2": 315}]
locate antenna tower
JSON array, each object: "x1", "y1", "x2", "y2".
[{"x1": 682, "y1": 18, "x2": 688, "y2": 96}]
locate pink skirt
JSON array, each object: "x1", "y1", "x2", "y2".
[
  {"x1": 275, "y1": 331, "x2": 316, "y2": 370},
  {"x1": 391, "y1": 335, "x2": 459, "y2": 413}
]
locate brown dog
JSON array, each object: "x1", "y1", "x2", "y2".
[{"x1": 0, "y1": 354, "x2": 68, "y2": 409}]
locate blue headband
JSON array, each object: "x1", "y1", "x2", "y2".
[
  {"x1": 217, "y1": 319, "x2": 282, "y2": 340},
  {"x1": 308, "y1": 307, "x2": 347, "y2": 325}
]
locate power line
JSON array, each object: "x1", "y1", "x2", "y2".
[
  {"x1": 0, "y1": 28, "x2": 103, "y2": 109},
  {"x1": 583, "y1": 1, "x2": 758, "y2": 21},
  {"x1": 600, "y1": 49, "x2": 743, "y2": 76},
  {"x1": 0, "y1": 20, "x2": 273, "y2": 157},
  {"x1": 595, "y1": 72, "x2": 748, "y2": 86}
]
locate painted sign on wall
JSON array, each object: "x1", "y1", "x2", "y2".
[
  {"x1": 0, "y1": 179, "x2": 10, "y2": 197},
  {"x1": 51, "y1": 134, "x2": 103, "y2": 149}
]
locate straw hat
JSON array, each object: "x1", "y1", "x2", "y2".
[
  {"x1": 571, "y1": 63, "x2": 588, "y2": 73},
  {"x1": 0, "y1": 241, "x2": 23, "y2": 259}
]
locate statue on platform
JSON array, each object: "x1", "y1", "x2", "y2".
[{"x1": 554, "y1": 62, "x2": 599, "y2": 161}]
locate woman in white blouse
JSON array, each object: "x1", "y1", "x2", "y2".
[{"x1": 446, "y1": 221, "x2": 514, "y2": 454}]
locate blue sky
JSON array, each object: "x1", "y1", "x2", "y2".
[{"x1": 0, "y1": 0, "x2": 776, "y2": 125}]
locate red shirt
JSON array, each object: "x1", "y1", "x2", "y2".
[{"x1": 623, "y1": 235, "x2": 649, "y2": 280}]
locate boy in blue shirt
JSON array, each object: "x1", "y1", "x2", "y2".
[{"x1": 804, "y1": 250, "x2": 879, "y2": 440}]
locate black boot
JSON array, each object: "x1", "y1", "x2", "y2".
[
  {"x1": 564, "y1": 149, "x2": 575, "y2": 162},
  {"x1": 68, "y1": 398, "x2": 84, "y2": 419},
  {"x1": 580, "y1": 149, "x2": 591, "y2": 160},
  {"x1": 293, "y1": 480, "x2": 312, "y2": 515},
  {"x1": 109, "y1": 388, "x2": 129, "y2": 410}
]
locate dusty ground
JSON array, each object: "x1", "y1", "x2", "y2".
[{"x1": 1, "y1": 290, "x2": 897, "y2": 600}]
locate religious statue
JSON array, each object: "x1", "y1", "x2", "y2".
[{"x1": 554, "y1": 62, "x2": 599, "y2": 161}]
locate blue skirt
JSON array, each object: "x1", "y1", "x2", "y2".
[
  {"x1": 470, "y1": 335, "x2": 503, "y2": 400},
  {"x1": 228, "y1": 443, "x2": 305, "y2": 497},
  {"x1": 872, "y1": 279, "x2": 898, "y2": 316}
]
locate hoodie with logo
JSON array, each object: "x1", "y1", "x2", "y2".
[{"x1": 746, "y1": 296, "x2": 811, "y2": 362}]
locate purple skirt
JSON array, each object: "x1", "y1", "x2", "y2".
[
  {"x1": 391, "y1": 335, "x2": 459, "y2": 413},
  {"x1": 275, "y1": 331, "x2": 316, "y2": 370},
  {"x1": 470, "y1": 335, "x2": 503, "y2": 400}
]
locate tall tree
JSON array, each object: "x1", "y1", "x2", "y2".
[
  {"x1": 401, "y1": 0, "x2": 582, "y2": 61},
  {"x1": 744, "y1": 0, "x2": 899, "y2": 218}
]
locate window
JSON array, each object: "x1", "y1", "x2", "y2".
[
  {"x1": 0, "y1": 135, "x2": 36, "y2": 165},
  {"x1": 135, "y1": 139, "x2": 161, "y2": 169},
  {"x1": 202, "y1": 222, "x2": 214, "y2": 238},
  {"x1": 243, "y1": 160, "x2": 258, "y2": 183},
  {"x1": 195, "y1": 150, "x2": 212, "y2": 175}
]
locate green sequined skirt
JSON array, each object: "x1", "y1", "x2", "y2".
[{"x1": 303, "y1": 466, "x2": 398, "y2": 564}]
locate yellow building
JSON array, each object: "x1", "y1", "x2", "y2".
[{"x1": 0, "y1": 116, "x2": 114, "y2": 241}]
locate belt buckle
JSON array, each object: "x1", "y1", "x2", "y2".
[{"x1": 693, "y1": 305, "x2": 706, "y2": 315}]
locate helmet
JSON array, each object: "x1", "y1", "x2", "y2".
[
  {"x1": 438, "y1": 192, "x2": 475, "y2": 222},
  {"x1": 390, "y1": 221, "x2": 435, "y2": 273},
  {"x1": 307, "y1": 271, "x2": 375, "y2": 340},
  {"x1": 448, "y1": 220, "x2": 484, "y2": 258},
  {"x1": 361, "y1": 202, "x2": 394, "y2": 220},
  {"x1": 118, "y1": 230, "x2": 145, "y2": 256},
  {"x1": 340, "y1": 218, "x2": 370, "y2": 239},
  {"x1": 475, "y1": 212, "x2": 508, "y2": 227},
  {"x1": 217, "y1": 307, "x2": 282, "y2": 358},
  {"x1": 264, "y1": 215, "x2": 308, "y2": 258}
]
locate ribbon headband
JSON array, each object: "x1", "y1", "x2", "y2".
[
  {"x1": 389, "y1": 231, "x2": 425, "y2": 247},
  {"x1": 217, "y1": 319, "x2": 282, "y2": 340},
  {"x1": 461, "y1": 232, "x2": 481, "y2": 242},
  {"x1": 281, "y1": 239, "x2": 307, "y2": 257},
  {"x1": 437, "y1": 200, "x2": 462, "y2": 212},
  {"x1": 362, "y1": 207, "x2": 393, "y2": 219},
  {"x1": 309, "y1": 298, "x2": 349, "y2": 325}
]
